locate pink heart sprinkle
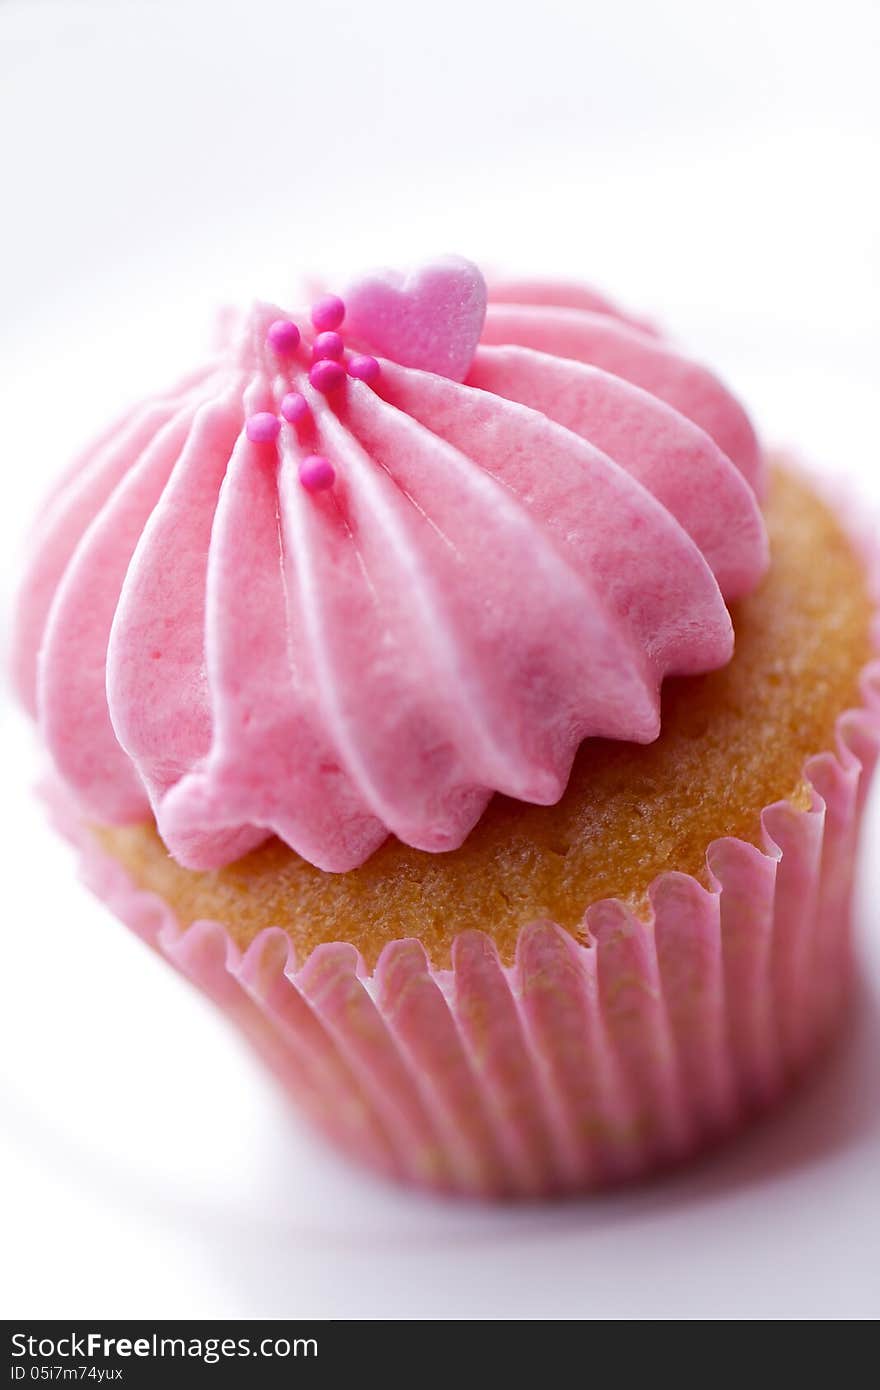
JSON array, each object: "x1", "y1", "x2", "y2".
[{"x1": 343, "y1": 256, "x2": 487, "y2": 382}]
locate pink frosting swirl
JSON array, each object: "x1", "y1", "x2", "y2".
[{"x1": 14, "y1": 259, "x2": 767, "y2": 871}]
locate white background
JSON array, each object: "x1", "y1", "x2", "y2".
[{"x1": 1, "y1": 0, "x2": 879, "y2": 1320}]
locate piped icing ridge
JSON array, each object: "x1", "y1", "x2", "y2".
[{"x1": 14, "y1": 257, "x2": 768, "y2": 872}]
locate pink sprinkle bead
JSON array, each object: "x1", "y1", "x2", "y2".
[
  {"x1": 312, "y1": 330, "x2": 345, "y2": 361},
  {"x1": 266, "y1": 318, "x2": 301, "y2": 354},
  {"x1": 309, "y1": 358, "x2": 346, "y2": 393},
  {"x1": 280, "y1": 391, "x2": 310, "y2": 423},
  {"x1": 299, "y1": 454, "x2": 336, "y2": 491},
  {"x1": 347, "y1": 353, "x2": 381, "y2": 384},
  {"x1": 310, "y1": 295, "x2": 345, "y2": 332},
  {"x1": 245, "y1": 412, "x2": 281, "y2": 443}
]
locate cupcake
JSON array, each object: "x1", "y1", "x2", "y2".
[{"x1": 14, "y1": 256, "x2": 879, "y2": 1197}]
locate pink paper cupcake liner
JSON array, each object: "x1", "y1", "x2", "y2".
[{"x1": 46, "y1": 652, "x2": 880, "y2": 1199}]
